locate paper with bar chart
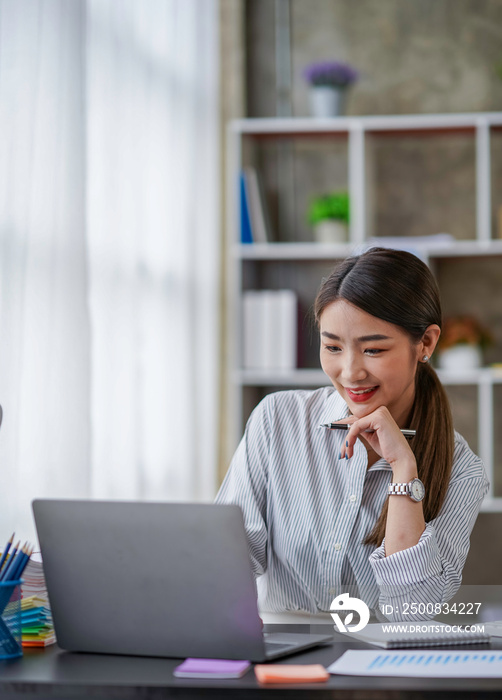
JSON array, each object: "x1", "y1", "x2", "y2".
[{"x1": 328, "y1": 650, "x2": 502, "y2": 678}]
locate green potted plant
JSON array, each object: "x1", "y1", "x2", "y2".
[
  {"x1": 437, "y1": 315, "x2": 493, "y2": 371},
  {"x1": 307, "y1": 191, "x2": 350, "y2": 243},
  {"x1": 303, "y1": 61, "x2": 358, "y2": 117}
]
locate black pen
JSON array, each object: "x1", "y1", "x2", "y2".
[{"x1": 320, "y1": 423, "x2": 416, "y2": 439}]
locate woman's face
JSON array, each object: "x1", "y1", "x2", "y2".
[{"x1": 319, "y1": 299, "x2": 422, "y2": 427}]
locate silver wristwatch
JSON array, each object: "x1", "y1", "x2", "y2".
[{"x1": 388, "y1": 477, "x2": 425, "y2": 503}]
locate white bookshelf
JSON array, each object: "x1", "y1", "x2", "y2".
[
  {"x1": 235, "y1": 239, "x2": 502, "y2": 261},
  {"x1": 226, "y1": 112, "x2": 502, "y2": 507}
]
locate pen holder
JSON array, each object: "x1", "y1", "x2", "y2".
[{"x1": 0, "y1": 580, "x2": 23, "y2": 659}]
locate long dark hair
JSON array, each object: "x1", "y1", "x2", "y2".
[{"x1": 314, "y1": 247, "x2": 454, "y2": 547}]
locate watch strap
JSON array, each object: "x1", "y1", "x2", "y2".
[{"x1": 388, "y1": 482, "x2": 410, "y2": 496}]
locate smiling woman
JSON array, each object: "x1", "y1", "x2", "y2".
[
  {"x1": 313, "y1": 249, "x2": 447, "y2": 551},
  {"x1": 319, "y1": 304, "x2": 430, "y2": 428},
  {"x1": 216, "y1": 248, "x2": 488, "y2": 620}
]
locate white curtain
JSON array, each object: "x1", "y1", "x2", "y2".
[{"x1": 0, "y1": 0, "x2": 220, "y2": 543}]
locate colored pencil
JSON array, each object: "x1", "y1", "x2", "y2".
[
  {"x1": 0, "y1": 534, "x2": 14, "y2": 575},
  {"x1": 9, "y1": 544, "x2": 30, "y2": 582},
  {"x1": 13, "y1": 545, "x2": 33, "y2": 581},
  {"x1": 0, "y1": 541, "x2": 20, "y2": 582}
]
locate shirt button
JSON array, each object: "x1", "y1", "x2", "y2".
[
  {"x1": 349, "y1": 494, "x2": 356, "y2": 503},
  {"x1": 334, "y1": 543, "x2": 342, "y2": 551}
]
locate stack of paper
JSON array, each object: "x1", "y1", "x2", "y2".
[
  {"x1": 328, "y1": 649, "x2": 502, "y2": 678},
  {"x1": 20, "y1": 553, "x2": 55, "y2": 647},
  {"x1": 19, "y1": 596, "x2": 55, "y2": 647},
  {"x1": 243, "y1": 290, "x2": 298, "y2": 371}
]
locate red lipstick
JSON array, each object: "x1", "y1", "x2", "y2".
[{"x1": 345, "y1": 386, "x2": 378, "y2": 403}]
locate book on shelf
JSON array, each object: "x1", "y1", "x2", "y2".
[
  {"x1": 240, "y1": 173, "x2": 253, "y2": 244},
  {"x1": 240, "y1": 168, "x2": 272, "y2": 244},
  {"x1": 243, "y1": 167, "x2": 271, "y2": 243},
  {"x1": 242, "y1": 289, "x2": 297, "y2": 371}
]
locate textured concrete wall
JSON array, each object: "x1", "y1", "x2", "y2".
[
  {"x1": 247, "y1": 0, "x2": 502, "y2": 118},
  {"x1": 293, "y1": 0, "x2": 502, "y2": 117},
  {"x1": 246, "y1": 0, "x2": 502, "y2": 240}
]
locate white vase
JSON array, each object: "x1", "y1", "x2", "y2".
[
  {"x1": 438, "y1": 345, "x2": 483, "y2": 371},
  {"x1": 314, "y1": 220, "x2": 348, "y2": 244},
  {"x1": 309, "y1": 86, "x2": 345, "y2": 118}
]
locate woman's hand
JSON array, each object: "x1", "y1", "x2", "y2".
[
  {"x1": 338, "y1": 407, "x2": 417, "y2": 475},
  {"x1": 336, "y1": 407, "x2": 425, "y2": 556}
]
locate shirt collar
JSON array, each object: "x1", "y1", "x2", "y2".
[{"x1": 319, "y1": 387, "x2": 350, "y2": 426}]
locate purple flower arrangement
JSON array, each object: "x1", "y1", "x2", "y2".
[{"x1": 303, "y1": 61, "x2": 358, "y2": 88}]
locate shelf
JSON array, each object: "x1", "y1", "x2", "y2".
[
  {"x1": 236, "y1": 240, "x2": 502, "y2": 261},
  {"x1": 480, "y1": 499, "x2": 502, "y2": 512},
  {"x1": 236, "y1": 367, "x2": 502, "y2": 387},
  {"x1": 237, "y1": 369, "x2": 328, "y2": 386},
  {"x1": 231, "y1": 112, "x2": 502, "y2": 137},
  {"x1": 236, "y1": 242, "x2": 355, "y2": 260},
  {"x1": 430, "y1": 240, "x2": 502, "y2": 257},
  {"x1": 437, "y1": 367, "x2": 502, "y2": 385}
]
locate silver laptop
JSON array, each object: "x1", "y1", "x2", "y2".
[{"x1": 32, "y1": 499, "x2": 332, "y2": 661}]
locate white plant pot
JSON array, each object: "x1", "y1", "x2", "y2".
[
  {"x1": 438, "y1": 345, "x2": 483, "y2": 371},
  {"x1": 314, "y1": 220, "x2": 348, "y2": 244},
  {"x1": 309, "y1": 86, "x2": 346, "y2": 118}
]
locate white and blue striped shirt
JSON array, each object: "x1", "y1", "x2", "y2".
[{"x1": 215, "y1": 387, "x2": 489, "y2": 616}]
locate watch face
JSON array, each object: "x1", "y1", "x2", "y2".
[{"x1": 410, "y1": 478, "x2": 425, "y2": 502}]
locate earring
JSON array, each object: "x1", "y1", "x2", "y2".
[{"x1": 422, "y1": 355, "x2": 429, "y2": 362}]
